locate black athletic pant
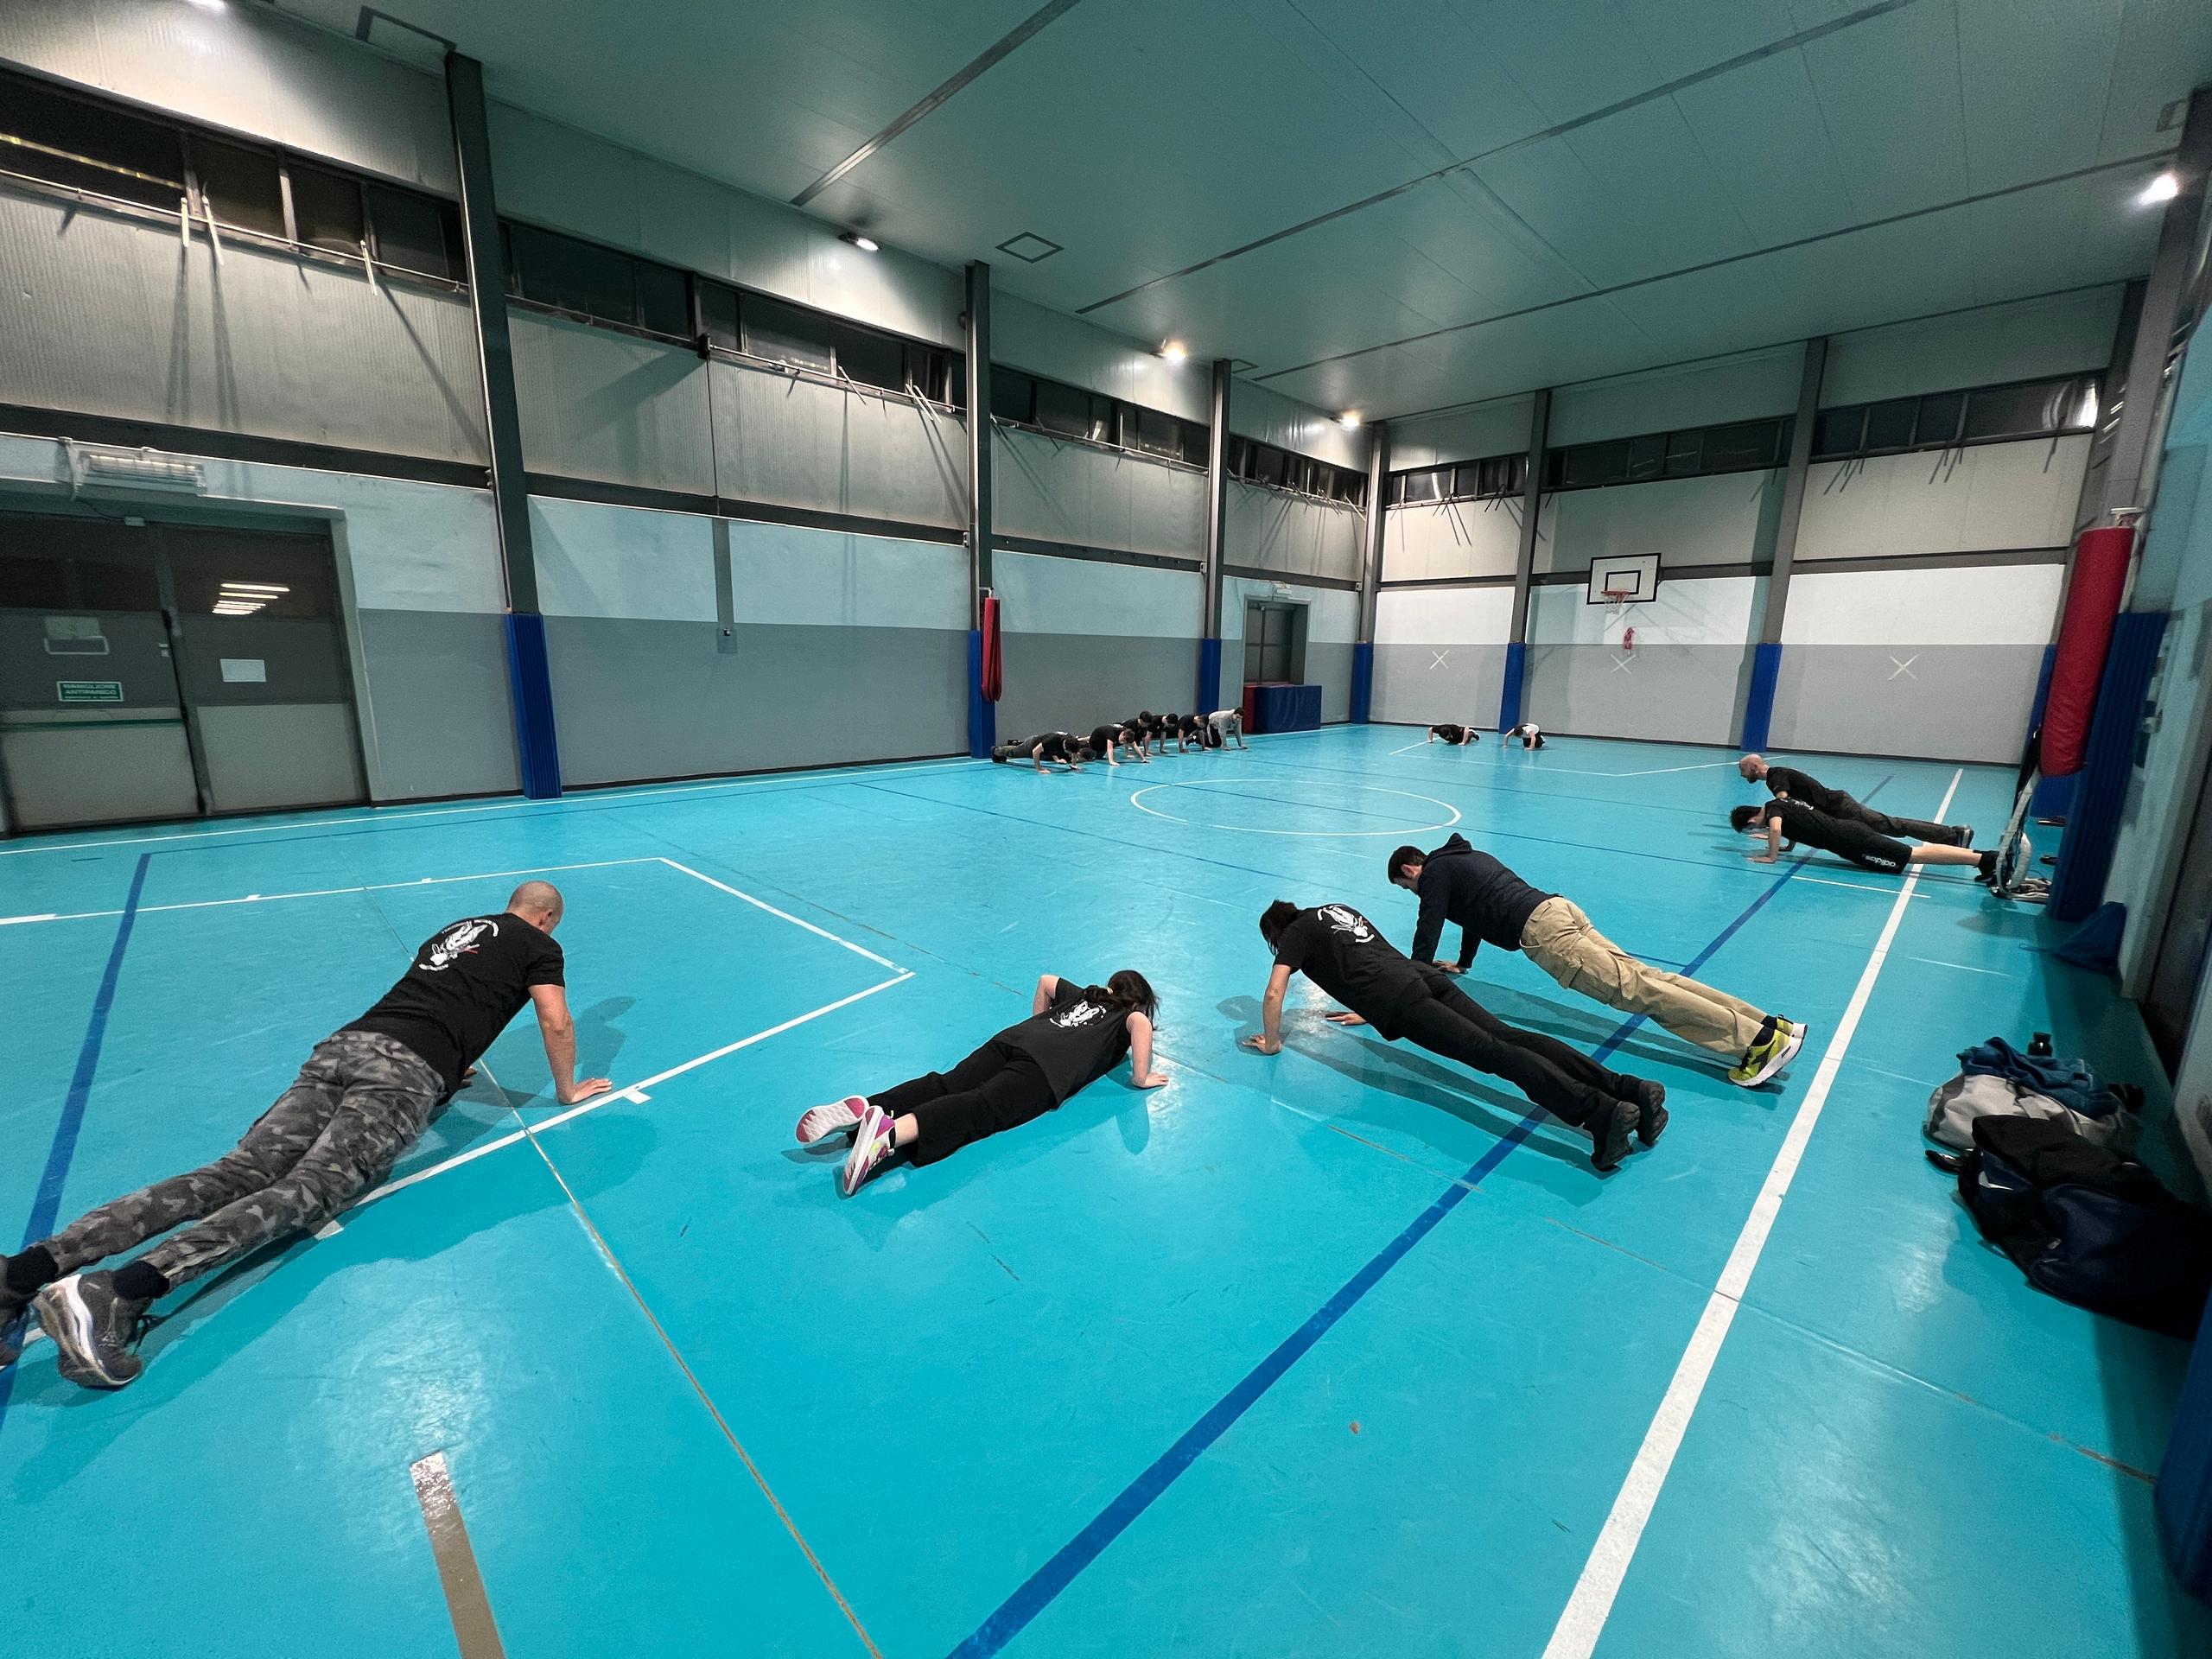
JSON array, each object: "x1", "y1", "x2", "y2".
[
  {"x1": 868, "y1": 1039, "x2": 1057, "y2": 1165},
  {"x1": 1832, "y1": 793, "x2": 1952, "y2": 842},
  {"x1": 1389, "y1": 972, "x2": 1640, "y2": 1128},
  {"x1": 1815, "y1": 819, "x2": 1911, "y2": 874}
]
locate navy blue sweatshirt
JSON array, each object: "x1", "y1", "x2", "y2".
[{"x1": 1408, "y1": 834, "x2": 1553, "y2": 966}]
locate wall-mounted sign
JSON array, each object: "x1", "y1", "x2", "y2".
[
  {"x1": 42, "y1": 616, "x2": 110, "y2": 657},
  {"x1": 219, "y1": 658, "x2": 268, "y2": 683},
  {"x1": 57, "y1": 681, "x2": 124, "y2": 703}
]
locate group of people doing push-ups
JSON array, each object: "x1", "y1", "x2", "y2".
[
  {"x1": 0, "y1": 747, "x2": 1967, "y2": 1394},
  {"x1": 991, "y1": 708, "x2": 1247, "y2": 772},
  {"x1": 1731, "y1": 753, "x2": 1999, "y2": 881}
]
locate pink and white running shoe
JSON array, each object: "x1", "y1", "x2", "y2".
[
  {"x1": 842, "y1": 1104, "x2": 897, "y2": 1197},
  {"x1": 795, "y1": 1096, "x2": 866, "y2": 1146}
]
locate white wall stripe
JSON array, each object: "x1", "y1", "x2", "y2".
[{"x1": 1539, "y1": 766, "x2": 1962, "y2": 1659}]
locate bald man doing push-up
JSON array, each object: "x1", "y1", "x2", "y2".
[{"x1": 0, "y1": 880, "x2": 608, "y2": 1392}]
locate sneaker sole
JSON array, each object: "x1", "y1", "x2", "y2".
[
  {"x1": 1740, "y1": 1025, "x2": 1807, "y2": 1088},
  {"x1": 1637, "y1": 1100, "x2": 1669, "y2": 1148},
  {"x1": 35, "y1": 1280, "x2": 132, "y2": 1389},
  {"x1": 1592, "y1": 1102, "x2": 1638, "y2": 1173},
  {"x1": 842, "y1": 1109, "x2": 889, "y2": 1198},
  {"x1": 795, "y1": 1101, "x2": 863, "y2": 1146}
]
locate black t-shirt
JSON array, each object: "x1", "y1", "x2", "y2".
[
  {"x1": 1177, "y1": 715, "x2": 1205, "y2": 735},
  {"x1": 1031, "y1": 732, "x2": 1077, "y2": 762},
  {"x1": 1273, "y1": 905, "x2": 1429, "y2": 1036},
  {"x1": 1764, "y1": 766, "x2": 1843, "y2": 814},
  {"x1": 1757, "y1": 798, "x2": 1843, "y2": 850},
  {"x1": 995, "y1": 979, "x2": 1134, "y2": 1103},
  {"x1": 1090, "y1": 723, "x2": 1128, "y2": 754},
  {"x1": 343, "y1": 914, "x2": 565, "y2": 1090},
  {"x1": 1431, "y1": 723, "x2": 1469, "y2": 744}
]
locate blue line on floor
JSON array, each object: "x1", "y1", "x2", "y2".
[
  {"x1": 938, "y1": 786, "x2": 1883, "y2": 1659},
  {"x1": 0, "y1": 853, "x2": 151, "y2": 1427}
]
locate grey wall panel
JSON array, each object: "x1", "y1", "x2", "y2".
[
  {"x1": 994, "y1": 427, "x2": 1205, "y2": 558},
  {"x1": 1526, "y1": 644, "x2": 1752, "y2": 746},
  {"x1": 511, "y1": 313, "x2": 715, "y2": 493},
  {"x1": 995, "y1": 633, "x2": 1196, "y2": 744},
  {"x1": 1229, "y1": 379, "x2": 1371, "y2": 471},
  {"x1": 1768, "y1": 644, "x2": 2046, "y2": 765},
  {"x1": 543, "y1": 617, "x2": 964, "y2": 785},
  {"x1": 1308, "y1": 641, "x2": 1357, "y2": 722},
  {"x1": 1227, "y1": 481, "x2": 1363, "y2": 582},
  {"x1": 0, "y1": 190, "x2": 486, "y2": 464},
  {"x1": 353, "y1": 607, "x2": 520, "y2": 800},
  {"x1": 713, "y1": 361, "x2": 965, "y2": 528},
  {"x1": 195, "y1": 702, "x2": 365, "y2": 811},
  {"x1": 1371, "y1": 645, "x2": 1508, "y2": 729}
]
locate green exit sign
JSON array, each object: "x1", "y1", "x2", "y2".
[{"x1": 57, "y1": 680, "x2": 124, "y2": 703}]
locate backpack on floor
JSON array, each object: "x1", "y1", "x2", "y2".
[
  {"x1": 1925, "y1": 1071, "x2": 2138, "y2": 1154},
  {"x1": 1955, "y1": 1116, "x2": 2212, "y2": 1339}
]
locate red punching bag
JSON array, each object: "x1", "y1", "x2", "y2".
[
  {"x1": 2038, "y1": 524, "x2": 2134, "y2": 779},
  {"x1": 979, "y1": 592, "x2": 1002, "y2": 703}
]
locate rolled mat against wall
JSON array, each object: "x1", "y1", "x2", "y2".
[
  {"x1": 2040, "y1": 524, "x2": 2135, "y2": 778},
  {"x1": 980, "y1": 593, "x2": 1002, "y2": 702}
]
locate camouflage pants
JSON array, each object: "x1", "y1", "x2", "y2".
[{"x1": 39, "y1": 1030, "x2": 444, "y2": 1289}]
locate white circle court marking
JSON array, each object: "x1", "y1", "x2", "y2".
[{"x1": 1128, "y1": 779, "x2": 1462, "y2": 838}]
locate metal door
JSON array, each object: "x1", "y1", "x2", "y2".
[{"x1": 0, "y1": 511, "x2": 366, "y2": 831}]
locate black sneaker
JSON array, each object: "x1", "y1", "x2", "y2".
[
  {"x1": 34, "y1": 1272, "x2": 156, "y2": 1390},
  {"x1": 0, "y1": 1285, "x2": 31, "y2": 1370},
  {"x1": 1953, "y1": 825, "x2": 1975, "y2": 848},
  {"x1": 1633, "y1": 1079, "x2": 1669, "y2": 1147},
  {"x1": 1590, "y1": 1098, "x2": 1640, "y2": 1173}
]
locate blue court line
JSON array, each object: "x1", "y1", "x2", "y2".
[
  {"x1": 942, "y1": 785, "x2": 1891, "y2": 1658},
  {"x1": 0, "y1": 852, "x2": 151, "y2": 1427}
]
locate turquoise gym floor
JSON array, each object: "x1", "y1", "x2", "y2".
[{"x1": 3, "y1": 726, "x2": 2208, "y2": 1659}]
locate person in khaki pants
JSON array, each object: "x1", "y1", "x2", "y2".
[{"x1": 1386, "y1": 836, "x2": 1806, "y2": 1088}]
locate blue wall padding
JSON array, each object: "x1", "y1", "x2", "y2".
[
  {"x1": 1498, "y1": 641, "x2": 1527, "y2": 732},
  {"x1": 502, "y1": 611, "x2": 563, "y2": 800},
  {"x1": 967, "y1": 630, "x2": 995, "y2": 758},
  {"x1": 2049, "y1": 611, "x2": 2166, "y2": 922},
  {"x1": 1740, "y1": 641, "x2": 1782, "y2": 752}
]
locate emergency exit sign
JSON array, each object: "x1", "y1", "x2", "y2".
[{"x1": 56, "y1": 681, "x2": 124, "y2": 703}]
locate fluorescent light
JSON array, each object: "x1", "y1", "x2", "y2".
[
  {"x1": 2139, "y1": 172, "x2": 2179, "y2": 206},
  {"x1": 221, "y1": 582, "x2": 289, "y2": 594},
  {"x1": 184, "y1": 0, "x2": 226, "y2": 12},
  {"x1": 839, "y1": 230, "x2": 879, "y2": 252},
  {"x1": 1338, "y1": 411, "x2": 1363, "y2": 429},
  {"x1": 1160, "y1": 340, "x2": 1188, "y2": 363},
  {"x1": 2075, "y1": 384, "x2": 2101, "y2": 428}
]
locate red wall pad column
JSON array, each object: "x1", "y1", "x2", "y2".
[{"x1": 2040, "y1": 524, "x2": 2135, "y2": 778}]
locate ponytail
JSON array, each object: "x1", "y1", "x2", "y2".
[{"x1": 1086, "y1": 969, "x2": 1158, "y2": 1020}]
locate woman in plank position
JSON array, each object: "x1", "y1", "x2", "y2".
[
  {"x1": 1731, "y1": 802, "x2": 1996, "y2": 878},
  {"x1": 1427, "y1": 722, "x2": 1479, "y2": 746},
  {"x1": 796, "y1": 971, "x2": 1166, "y2": 1195}
]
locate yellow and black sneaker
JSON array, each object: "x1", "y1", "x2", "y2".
[{"x1": 1729, "y1": 1019, "x2": 1805, "y2": 1088}]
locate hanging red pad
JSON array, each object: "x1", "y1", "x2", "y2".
[
  {"x1": 980, "y1": 593, "x2": 1002, "y2": 703},
  {"x1": 2038, "y1": 524, "x2": 2134, "y2": 779}
]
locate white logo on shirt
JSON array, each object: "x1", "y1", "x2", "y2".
[
  {"x1": 1052, "y1": 1001, "x2": 1108, "y2": 1030},
  {"x1": 423, "y1": 917, "x2": 497, "y2": 971},
  {"x1": 1318, "y1": 905, "x2": 1375, "y2": 943}
]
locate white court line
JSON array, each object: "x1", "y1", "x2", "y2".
[
  {"x1": 1909, "y1": 955, "x2": 2014, "y2": 978},
  {"x1": 1793, "y1": 874, "x2": 1921, "y2": 899},
  {"x1": 0, "y1": 756, "x2": 980, "y2": 859},
  {"x1": 653, "y1": 858, "x2": 899, "y2": 969},
  {"x1": 1492, "y1": 760, "x2": 1738, "y2": 779},
  {"x1": 341, "y1": 972, "x2": 912, "y2": 1217},
  {"x1": 1387, "y1": 739, "x2": 1433, "y2": 756},
  {"x1": 1, "y1": 859, "x2": 658, "y2": 926},
  {"x1": 1540, "y1": 766, "x2": 1961, "y2": 1659},
  {"x1": 1128, "y1": 780, "x2": 1461, "y2": 839}
]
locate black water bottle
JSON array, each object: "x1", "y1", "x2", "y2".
[{"x1": 2028, "y1": 1031, "x2": 2054, "y2": 1059}]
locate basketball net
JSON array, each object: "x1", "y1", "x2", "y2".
[{"x1": 1603, "y1": 590, "x2": 1636, "y2": 653}]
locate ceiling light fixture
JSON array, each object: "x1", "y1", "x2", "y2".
[
  {"x1": 839, "y1": 230, "x2": 879, "y2": 252},
  {"x1": 2139, "y1": 172, "x2": 2180, "y2": 207},
  {"x1": 1338, "y1": 411, "x2": 1363, "y2": 429},
  {"x1": 183, "y1": 0, "x2": 227, "y2": 12},
  {"x1": 1160, "y1": 340, "x2": 1188, "y2": 363},
  {"x1": 221, "y1": 582, "x2": 289, "y2": 594}
]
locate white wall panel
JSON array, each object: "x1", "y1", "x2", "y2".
[
  {"x1": 715, "y1": 362, "x2": 967, "y2": 528},
  {"x1": 1821, "y1": 287, "x2": 2123, "y2": 406},
  {"x1": 1226, "y1": 482, "x2": 1363, "y2": 582},
  {"x1": 531, "y1": 497, "x2": 715, "y2": 622},
  {"x1": 993, "y1": 426, "x2": 1205, "y2": 558},
  {"x1": 1388, "y1": 397, "x2": 1535, "y2": 470},
  {"x1": 1543, "y1": 470, "x2": 1780, "y2": 574},
  {"x1": 1548, "y1": 346, "x2": 1801, "y2": 446},
  {"x1": 724, "y1": 522, "x2": 967, "y2": 631},
  {"x1": 1376, "y1": 584, "x2": 1514, "y2": 645},
  {"x1": 1796, "y1": 434, "x2": 2088, "y2": 561},
  {"x1": 994, "y1": 551, "x2": 1202, "y2": 639},
  {"x1": 1780, "y1": 564, "x2": 2064, "y2": 646},
  {"x1": 1382, "y1": 498, "x2": 1522, "y2": 582},
  {"x1": 511, "y1": 312, "x2": 715, "y2": 494},
  {"x1": 1530, "y1": 575, "x2": 1757, "y2": 645}
]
